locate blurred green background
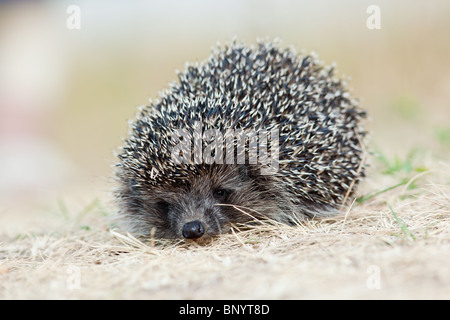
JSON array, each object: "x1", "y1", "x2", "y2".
[{"x1": 0, "y1": 0, "x2": 449, "y2": 209}]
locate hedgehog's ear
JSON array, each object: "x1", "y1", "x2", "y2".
[
  {"x1": 238, "y1": 164, "x2": 264, "y2": 182},
  {"x1": 237, "y1": 165, "x2": 248, "y2": 178},
  {"x1": 127, "y1": 178, "x2": 141, "y2": 197}
]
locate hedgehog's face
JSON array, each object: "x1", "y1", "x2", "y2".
[
  {"x1": 153, "y1": 184, "x2": 239, "y2": 240},
  {"x1": 119, "y1": 164, "x2": 264, "y2": 240}
]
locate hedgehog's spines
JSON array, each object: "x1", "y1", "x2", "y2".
[{"x1": 116, "y1": 39, "x2": 366, "y2": 234}]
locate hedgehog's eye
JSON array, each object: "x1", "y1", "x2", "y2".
[
  {"x1": 155, "y1": 201, "x2": 170, "y2": 215},
  {"x1": 213, "y1": 188, "x2": 231, "y2": 201}
]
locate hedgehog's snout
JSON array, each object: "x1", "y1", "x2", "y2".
[{"x1": 182, "y1": 220, "x2": 205, "y2": 239}]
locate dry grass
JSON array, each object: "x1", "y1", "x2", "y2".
[{"x1": 1, "y1": 162, "x2": 449, "y2": 299}]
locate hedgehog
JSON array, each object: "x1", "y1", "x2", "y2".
[{"x1": 114, "y1": 39, "x2": 366, "y2": 241}]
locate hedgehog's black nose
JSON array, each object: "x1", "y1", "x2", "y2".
[{"x1": 182, "y1": 220, "x2": 204, "y2": 239}]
